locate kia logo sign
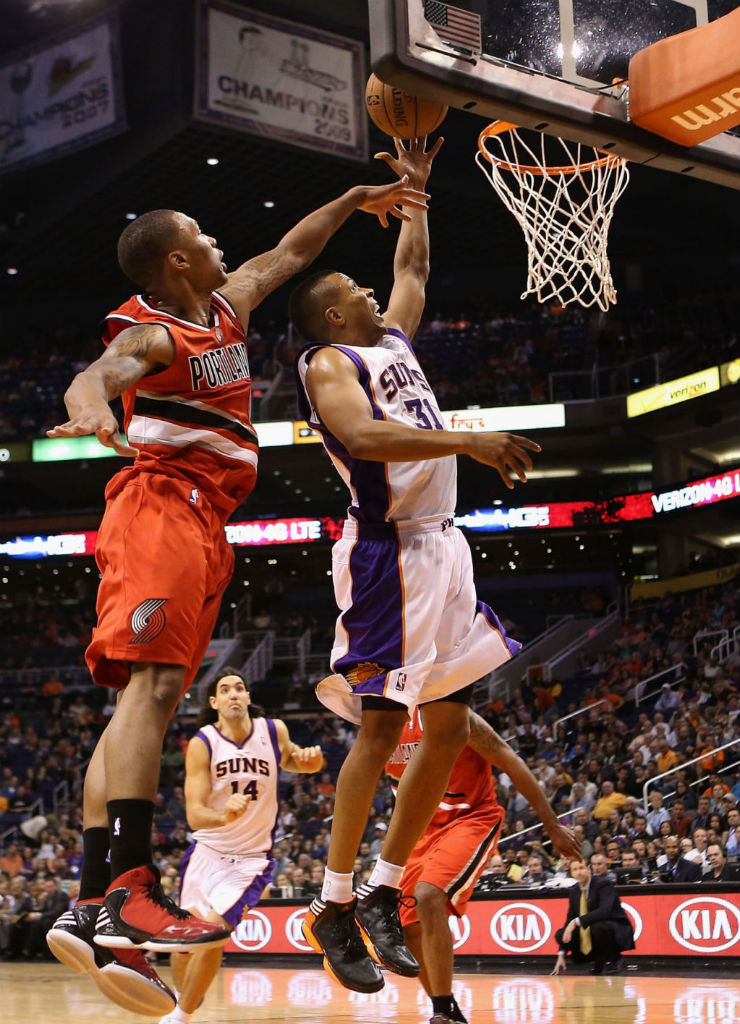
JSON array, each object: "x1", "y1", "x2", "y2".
[
  {"x1": 285, "y1": 907, "x2": 315, "y2": 952},
  {"x1": 489, "y1": 902, "x2": 552, "y2": 952},
  {"x1": 448, "y1": 914, "x2": 471, "y2": 950},
  {"x1": 231, "y1": 910, "x2": 272, "y2": 952},
  {"x1": 620, "y1": 900, "x2": 643, "y2": 943},
  {"x1": 668, "y1": 897, "x2": 740, "y2": 953}
]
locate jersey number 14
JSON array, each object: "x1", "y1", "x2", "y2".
[{"x1": 230, "y1": 779, "x2": 259, "y2": 800}]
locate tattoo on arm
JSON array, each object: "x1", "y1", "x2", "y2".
[
  {"x1": 468, "y1": 711, "x2": 501, "y2": 761},
  {"x1": 93, "y1": 325, "x2": 173, "y2": 398},
  {"x1": 224, "y1": 246, "x2": 302, "y2": 308}
]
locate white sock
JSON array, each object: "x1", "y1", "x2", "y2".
[
  {"x1": 163, "y1": 1006, "x2": 191, "y2": 1024},
  {"x1": 321, "y1": 868, "x2": 354, "y2": 904},
  {"x1": 367, "y1": 857, "x2": 405, "y2": 890}
]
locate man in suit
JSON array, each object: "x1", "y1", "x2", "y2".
[
  {"x1": 662, "y1": 835, "x2": 702, "y2": 882},
  {"x1": 702, "y1": 843, "x2": 732, "y2": 882},
  {"x1": 551, "y1": 860, "x2": 634, "y2": 975}
]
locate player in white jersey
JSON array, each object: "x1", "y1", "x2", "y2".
[
  {"x1": 160, "y1": 667, "x2": 323, "y2": 1024},
  {"x1": 289, "y1": 137, "x2": 541, "y2": 994}
]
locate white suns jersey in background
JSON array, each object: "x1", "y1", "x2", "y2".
[
  {"x1": 295, "y1": 329, "x2": 457, "y2": 522},
  {"x1": 191, "y1": 718, "x2": 281, "y2": 857}
]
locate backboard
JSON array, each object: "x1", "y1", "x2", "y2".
[{"x1": 369, "y1": 0, "x2": 740, "y2": 188}]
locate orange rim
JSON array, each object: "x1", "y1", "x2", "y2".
[{"x1": 477, "y1": 120, "x2": 623, "y2": 176}]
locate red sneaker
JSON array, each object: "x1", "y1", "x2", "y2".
[
  {"x1": 47, "y1": 898, "x2": 176, "y2": 1015},
  {"x1": 95, "y1": 865, "x2": 230, "y2": 952}
]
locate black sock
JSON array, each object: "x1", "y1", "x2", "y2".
[
  {"x1": 78, "y1": 827, "x2": 111, "y2": 901},
  {"x1": 107, "y1": 799, "x2": 154, "y2": 880},
  {"x1": 432, "y1": 996, "x2": 467, "y2": 1023}
]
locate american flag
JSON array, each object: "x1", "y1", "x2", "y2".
[{"x1": 423, "y1": 0, "x2": 482, "y2": 52}]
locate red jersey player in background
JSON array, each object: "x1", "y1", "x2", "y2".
[
  {"x1": 44, "y1": 173, "x2": 428, "y2": 1016},
  {"x1": 385, "y1": 708, "x2": 580, "y2": 1024}
]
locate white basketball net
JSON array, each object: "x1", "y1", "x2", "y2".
[{"x1": 475, "y1": 124, "x2": 630, "y2": 311}]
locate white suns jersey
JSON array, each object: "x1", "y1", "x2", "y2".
[
  {"x1": 191, "y1": 718, "x2": 281, "y2": 858},
  {"x1": 295, "y1": 329, "x2": 457, "y2": 522}
]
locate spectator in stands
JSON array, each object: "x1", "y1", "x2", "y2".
[
  {"x1": 668, "y1": 798, "x2": 693, "y2": 838},
  {"x1": 592, "y1": 781, "x2": 626, "y2": 821},
  {"x1": 703, "y1": 843, "x2": 731, "y2": 882},
  {"x1": 655, "y1": 683, "x2": 680, "y2": 714},
  {"x1": 691, "y1": 795, "x2": 712, "y2": 833},
  {"x1": 21, "y1": 876, "x2": 69, "y2": 959},
  {"x1": 646, "y1": 792, "x2": 671, "y2": 834},
  {"x1": 660, "y1": 835, "x2": 701, "y2": 881},
  {"x1": 552, "y1": 859, "x2": 634, "y2": 975},
  {"x1": 589, "y1": 853, "x2": 616, "y2": 883},
  {"x1": 619, "y1": 847, "x2": 646, "y2": 880},
  {"x1": 0, "y1": 845, "x2": 24, "y2": 879}
]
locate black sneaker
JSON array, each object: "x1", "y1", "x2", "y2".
[
  {"x1": 302, "y1": 897, "x2": 384, "y2": 993},
  {"x1": 46, "y1": 899, "x2": 176, "y2": 1016},
  {"x1": 354, "y1": 884, "x2": 420, "y2": 977}
]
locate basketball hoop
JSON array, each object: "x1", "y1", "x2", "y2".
[{"x1": 475, "y1": 122, "x2": 630, "y2": 311}]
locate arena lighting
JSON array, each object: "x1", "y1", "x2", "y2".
[{"x1": 3, "y1": 467, "x2": 738, "y2": 559}]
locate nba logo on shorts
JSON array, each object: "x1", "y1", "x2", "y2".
[{"x1": 395, "y1": 672, "x2": 407, "y2": 692}]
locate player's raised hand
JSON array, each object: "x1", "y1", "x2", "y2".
[
  {"x1": 354, "y1": 175, "x2": 430, "y2": 228},
  {"x1": 466, "y1": 432, "x2": 542, "y2": 489},
  {"x1": 47, "y1": 410, "x2": 138, "y2": 457},
  {"x1": 223, "y1": 793, "x2": 249, "y2": 823},
  {"x1": 547, "y1": 822, "x2": 582, "y2": 861},
  {"x1": 374, "y1": 135, "x2": 444, "y2": 188}
]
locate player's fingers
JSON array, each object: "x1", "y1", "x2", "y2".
[
  {"x1": 47, "y1": 421, "x2": 85, "y2": 437},
  {"x1": 388, "y1": 206, "x2": 411, "y2": 223},
  {"x1": 428, "y1": 135, "x2": 444, "y2": 157},
  {"x1": 509, "y1": 434, "x2": 542, "y2": 452},
  {"x1": 495, "y1": 463, "x2": 515, "y2": 489},
  {"x1": 393, "y1": 137, "x2": 407, "y2": 155},
  {"x1": 508, "y1": 446, "x2": 534, "y2": 473}
]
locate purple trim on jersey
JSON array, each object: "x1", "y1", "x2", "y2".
[
  {"x1": 263, "y1": 718, "x2": 283, "y2": 858},
  {"x1": 476, "y1": 600, "x2": 522, "y2": 658},
  {"x1": 265, "y1": 718, "x2": 281, "y2": 767},
  {"x1": 334, "y1": 534, "x2": 404, "y2": 691},
  {"x1": 194, "y1": 730, "x2": 212, "y2": 759},
  {"x1": 179, "y1": 841, "x2": 196, "y2": 898},
  {"x1": 211, "y1": 720, "x2": 255, "y2": 750},
  {"x1": 223, "y1": 858, "x2": 276, "y2": 927},
  {"x1": 384, "y1": 327, "x2": 415, "y2": 358}
]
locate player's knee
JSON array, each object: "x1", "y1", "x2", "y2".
[
  {"x1": 358, "y1": 712, "x2": 406, "y2": 761},
  {"x1": 129, "y1": 663, "x2": 184, "y2": 714},
  {"x1": 414, "y1": 881, "x2": 447, "y2": 921}
]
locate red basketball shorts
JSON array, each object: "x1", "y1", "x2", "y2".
[
  {"x1": 399, "y1": 807, "x2": 504, "y2": 928},
  {"x1": 86, "y1": 473, "x2": 234, "y2": 693}
]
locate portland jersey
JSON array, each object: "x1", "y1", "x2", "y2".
[
  {"x1": 385, "y1": 707, "x2": 499, "y2": 829},
  {"x1": 295, "y1": 329, "x2": 456, "y2": 522},
  {"x1": 191, "y1": 718, "x2": 282, "y2": 857},
  {"x1": 103, "y1": 291, "x2": 258, "y2": 518}
]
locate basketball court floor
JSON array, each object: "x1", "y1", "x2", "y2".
[{"x1": 2, "y1": 962, "x2": 738, "y2": 1023}]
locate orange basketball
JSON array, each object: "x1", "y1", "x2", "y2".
[{"x1": 365, "y1": 73, "x2": 447, "y2": 139}]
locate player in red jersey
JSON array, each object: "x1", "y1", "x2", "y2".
[
  {"x1": 385, "y1": 708, "x2": 580, "y2": 1024},
  {"x1": 44, "y1": 174, "x2": 428, "y2": 1014}
]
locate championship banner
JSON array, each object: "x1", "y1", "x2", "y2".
[
  {"x1": 224, "y1": 890, "x2": 740, "y2": 958},
  {"x1": 0, "y1": 13, "x2": 126, "y2": 174},
  {"x1": 195, "y1": 0, "x2": 367, "y2": 162}
]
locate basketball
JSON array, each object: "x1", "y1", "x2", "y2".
[{"x1": 365, "y1": 73, "x2": 447, "y2": 139}]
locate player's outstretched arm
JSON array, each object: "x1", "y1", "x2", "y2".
[
  {"x1": 219, "y1": 178, "x2": 429, "y2": 325},
  {"x1": 274, "y1": 719, "x2": 324, "y2": 774},
  {"x1": 184, "y1": 735, "x2": 248, "y2": 828},
  {"x1": 467, "y1": 711, "x2": 582, "y2": 860},
  {"x1": 378, "y1": 136, "x2": 443, "y2": 341},
  {"x1": 307, "y1": 347, "x2": 541, "y2": 488},
  {"x1": 46, "y1": 322, "x2": 174, "y2": 457}
]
